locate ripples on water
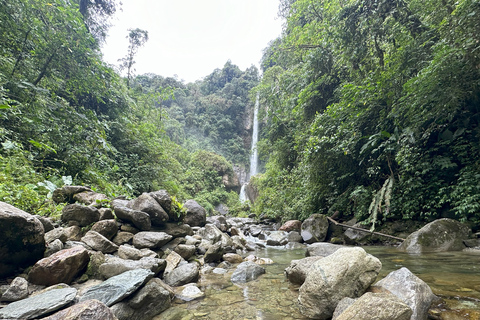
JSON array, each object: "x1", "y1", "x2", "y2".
[{"x1": 158, "y1": 246, "x2": 480, "y2": 320}]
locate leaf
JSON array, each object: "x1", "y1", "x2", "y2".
[
  {"x1": 0, "y1": 104, "x2": 11, "y2": 109},
  {"x1": 62, "y1": 175, "x2": 73, "y2": 186}
]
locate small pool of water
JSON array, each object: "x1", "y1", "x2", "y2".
[{"x1": 159, "y1": 246, "x2": 480, "y2": 320}]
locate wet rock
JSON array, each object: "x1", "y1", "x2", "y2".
[
  {"x1": 373, "y1": 267, "x2": 436, "y2": 320},
  {"x1": 248, "y1": 225, "x2": 263, "y2": 237},
  {"x1": 149, "y1": 190, "x2": 173, "y2": 217},
  {"x1": 266, "y1": 231, "x2": 288, "y2": 246},
  {"x1": 113, "y1": 231, "x2": 134, "y2": 246},
  {"x1": 73, "y1": 190, "x2": 108, "y2": 206},
  {"x1": 61, "y1": 203, "x2": 100, "y2": 227},
  {"x1": 91, "y1": 219, "x2": 118, "y2": 240},
  {"x1": 176, "y1": 284, "x2": 205, "y2": 301},
  {"x1": 79, "y1": 269, "x2": 154, "y2": 306},
  {"x1": 164, "y1": 251, "x2": 185, "y2": 274},
  {"x1": 0, "y1": 201, "x2": 45, "y2": 277},
  {"x1": 133, "y1": 231, "x2": 172, "y2": 249},
  {"x1": 334, "y1": 292, "x2": 412, "y2": 320},
  {"x1": 255, "y1": 257, "x2": 274, "y2": 265},
  {"x1": 0, "y1": 287, "x2": 77, "y2": 320},
  {"x1": 164, "y1": 263, "x2": 200, "y2": 287},
  {"x1": 231, "y1": 261, "x2": 266, "y2": 283},
  {"x1": 45, "y1": 227, "x2": 68, "y2": 244},
  {"x1": 52, "y1": 185, "x2": 91, "y2": 204},
  {"x1": 114, "y1": 206, "x2": 151, "y2": 231},
  {"x1": 111, "y1": 278, "x2": 171, "y2": 320},
  {"x1": 161, "y1": 223, "x2": 193, "y2": 238},
  {"x1": 99, "y1": 256, "x2": 166, "y2": 279},
  {"x1": 287, "y1": 231, "x2": 303, "y2": 243},
  {"x1": 41, "y1": 299, "x2": 117, "y2": 320},
  {"x1": 81, "y1": 230, "x2": 119, "y2": 254},
  {"x1": 306, "y1": 242, "x2": 346, "y2": 257},
  {"x1": 399, "y1": 218, "x2": 471, "y2": 253},
  {"x1": 204, "y1": 242, "x2": 224, "y2": 263},
  {"x1": 222, "y1": 253, "x2": 243, "y2": 264},
  {"x1": 0, "y1": 277, "x2": 29, "y2": 302},
  {"x1": 118, "y1": 244, "x2": 158, "y2": 260},
  {"x1": 298, "y1": 247, "x2": 382, "y2": 319},
  {"x1": 174, "y1": 244, "x2": 196, "y2": 260},
  {"x1": 285, "y1": 256, "x2": 324, "y2": 285},
  {"x1": 279, "y1": 220, "x2": 302, "y2": 232},
  {"x1": 198, "y1": 224, "x2": 223, "y2": 243},
  {"x1": 28, "y1": 246, "x2": 89, "y2": 286},
  {"x1": 301, "y1": 213, "x2": 329, "y2": 244},
  {"x1": 183, "y1": 200, "x2": 206, "y2": 227},
  {"x1": 128, "y1": 193, "x2": 169, "y2": 226},
  {"x1": 45, "y1": 239, "x2": 64, "y2": 257}
]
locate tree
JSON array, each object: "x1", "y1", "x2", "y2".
[{"x1": 119, "y1": 28, "x2": 149, "y2": 88}]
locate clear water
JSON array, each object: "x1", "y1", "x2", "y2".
[{"x1": 158, "y1": 246, "x2": 480, "y2": 320}]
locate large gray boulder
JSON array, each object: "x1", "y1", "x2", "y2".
[
  {"x1": 0, "y1": 287, "x2": 77, "y2": 320},
  {"x1": 128, "y1": 193, "x2": 169, "y2": 226},
  {"x1": 333, "y1": 293, "x2": 413, "y2": 320},
  {"x1": 284, "y1": 256, "x2": 323, "y2": 285},
  {"x1": 111, "y1": 278, "x2": 171, "y2": 320},
  {"x1": 52, "y1": 185, "x2": 91, "y2": 204},
  {"x1": 149, "y1": 190, "x2": 173, "y2": 220},
  {"x1": 301, "y1": 214, "x2": 329, "y2": 244},
  {"x1": 61, "y1": 203, "x2": 100, "y2": 226},
  {"x1": 160, "y1": 223, "x2": 193, "y2": 238},
  {"x1": 183, "y1": 200, "x2": 206, "y2": 227},
  {"x1": 117, "y1": 245, "x2": 158, "y2": 260},
  {"x1": 79, "y1": 269, "x2": 154, "y2": 306},
  {"x1": 230, "y1": 261, "x2": 266, "y2": 283},
  {"x1": 399, "y1": 218, "x2": 471, "y2": 253},
  {"x1": 41, "y1": 299, "x2": 117, "y2": 320},
  {"x1": 306, "y1": 242, "x2": 346, "y2": 257},
  {"x1": 266, "y1": 231, "x2": 288, "y2": 246},
  {"x1": 132, "y1": 231, "x2": 172, "y2": 249},
  {"x1": 373, "y1": 267, "x2": 436, "y2": 320},
  {"x1": 114, "y1": 206, "x2": 151, "y2": 231},
  {"x1": 204, "y1": 242, "x2": 224, "y2": 263},
  {"x1": 197, "y1": 224, "x2": 223, "y2": 243},
  {"x1": 99, "y1": 256, "x2": 166, "y2": 279},
  {"x1": 0, "y1": 202, "x2": 45, "y2": 277},
  {"x1": 164, "y1": 263, "x2": 199, "y2": 287},
  {"x1": 0, "y1": 277, "x2": 29, "y2": 302},
  {"x1": 81, "y1": 230, "x2": 119, "y2": 254},
  {"x1": 298, "y1": 247, "x2": 382, "y2": 319},
  {"x1": 91, "y1": 219, "x2": 118, "y2": 240}
]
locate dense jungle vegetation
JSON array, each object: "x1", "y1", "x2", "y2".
[
  {"x1": 253, "y1": 0, "x2": 480, "y2": 228},
  {"x1": 1, "y1": 0, "x2": 479, "y2": 230},
  {"x1": 0, "y1": 0, "x2": 257, "y2": 216}
]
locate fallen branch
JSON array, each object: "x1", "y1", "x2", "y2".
[{"x1": 327, "y1": 217, "x2": 405, "y2": 242}]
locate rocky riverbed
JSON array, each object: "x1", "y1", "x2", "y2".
[{"x1": 0, "y1": 186, "x2": 479, "y2": 319}]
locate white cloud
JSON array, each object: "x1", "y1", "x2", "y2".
[{"x1": 101, "y1": 0, "x2": 283, "y2": 83}]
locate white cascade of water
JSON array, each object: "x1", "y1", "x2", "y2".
[{"x1": 239, "y1": 94, "x2": 260, "y2": 202}]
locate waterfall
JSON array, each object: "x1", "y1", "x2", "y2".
[{"x1": 240, "y1": 94, "x2": 260, "y2": 202}]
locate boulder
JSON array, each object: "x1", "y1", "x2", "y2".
[
  {"x1": 149, "y1": 190, "x2": 173, "y2": 216},
  {"x1": 331, "y1": 297, "x2": 356, "y2": 319},
  {"x1": 35, "y1": 215, "x2": 54, "y2": 233},
  {"x1": 118, "y1": 245, "x2": 158, "y2": 260},
  {"x1": 84, "y1": 251, "x2": 105, "y2": 279},
  {"x1": 266, "y1": 231, "x2": 288, "y2": 246},
  {"x1": 91, "y1": 219, "x2": 118, "y2": 240},
  {"x1": 306, "y1": 242, "x2": 346, "y2": 257},
  {"x1": 45, "y1": 239, "x2": 64, "y2": 257},
  {"x1": 132, "y1": 231, "x2": 172, "y2": 249},
  {"x1": 79, "y1": 269, "x2": 154, "y2": 306},
  {"x1": 64, "y1": 225, "x2": 82, "y2": 241},
  {"x1": 164, "y1": 251, "x2": 185, "y2": 275},
  {"x1": 128, "y1": 193, "x2": 169, "y2": 226},
  {"x1": 99, "y1": 207, "x2": 115, "y2": 220},
  {"x1": 73, "y1": 191, "x2": 108, "y2": 206},
  {"x1": 399, "y1": 218, "x2": 471, "y2": 253},
  {"x1": 183, "y1": 200, "x2": 206, "y2": 227},
  {"x1": 298, "y1": 247, "x2": 382, "y2": 319},
  {"x1": 284, "y1": 256, "x2": 324, "y2": 285},
  {"x1": 373, "y1": 267, "x2": 436, "y2": 320},
  {"x1": 114, "y1": 206, "x2": 151, "y2": 231},
  {"x1": 333, "y1": 292, "x2": 412, "y2": 320},
  {"x1": 28, "y1": 246, "x2": 89, "y2": 286},
  {"x1": 174, "y1": 244, "x2": 196, "y2": 260},
  {"x1": 99, "y1": 256, "x2": 166, "y2": 279},
  {"x1": 160, "y1": 223, "x2": 193, "y2": 238},
  {"x1": 41, "y1": 299, "x2": 117, "y2": 320},
  {"x1": 0, "y1": 287, "x2": 77, "y2": 320},
  {"x1": 222, "y1": 253, "x2": 244, "y2": 264},
  {"x1": 279, "y1": 220, "x2": 302, "y2": 232},
  {"x1": 52, "y1": 185, "x2": 91, "y2": 204},
  {"x1": 287, "y1": 231, "x2": 303, "y2": 243},
  {"x1": 231, "y1": 261, "x2": 266, "y2": 283},
  {"x1": 45, "y1": 227, "x2": 68, "y2": 244},
  {"x1": 248, "y1": 225, "x2": 263, "y2": 237},
  {"x1": 111, "y1": 278, "x2": 171, "y2": 320},
  {"x1": 0, "y1": 202, "x2": 45, "y2": 277},
  {"x1": 198, "y1": 223, "x2": 223, "y2": 243},
  {"x1": 113, "y1": 231, "x2": 134, "y2": 246},
  {"x1": 301, "y1": 213, "x2": 329, "y2": 244},
  {"x1": 344, "y1": 223, "x2": 371, "y2": 245},
  {"x1": 61, "y1": 204, "x2": 100, "y2": 227},
  {"x1": 0, "y1": 277, "x2": 29, "y2": 302},
  {"x1": 176, "y1": 284, "x2": 205, "y2": 301},
  {"x1": 204, "y1": 242, "x2": 224, "y2": 263},
  {"x1": 164, "y1": 263, "x2": 199, "y2": 287},
  {"x1": 81, "y1": 230, "x2": 119, "y2": 254}
]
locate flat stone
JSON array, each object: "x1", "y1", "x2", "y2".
[
  {"x1": 133, "y1": 231, "x2": 172, "y2": 249},
  {"x1": 113, "y1": 231, "x2": 134, "y2": 246},
  {"x1": 164, "y1": 251, "x2": 184, "y2": 274},
  {"x1": 0, "y1": 287, "x2": 77, "y2": 319},
  {"x1": 174, "y1": 244, "x2": 196, "y2": 260},
  {"x1": 41, "y1": 299, "x2": 117, "y2": 320},
  {"x1": 306, "y1": 242, "x2": 346, "y2": 257},
  {"x1": 99, "y1": 256, "x2": 166, "y2": 279},
  {"x1": 164, "y1": 263, "x2": 199, "y2": 287},
  {"x1": 230, "y1": 261, "x2": 265, "y2": 283},
  {"x1": 45, "y1": 227, "x2": 68, "y2": 244},
  {"x1": 118, "y1": 244, "x2": 158, "y2": 260},
  {"x1": 79, "y1": 269, "x2": 154, "y2": 306},
  {"x1": 81, "y1": 230, "x2": 119, "y2": 254},
  {"x1": 176, "y1": 285, "x2": 205, "y2": 301}
]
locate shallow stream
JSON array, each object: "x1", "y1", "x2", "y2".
[{"x1": 159, "y1": 246, "x2": 480, "y2": 320}]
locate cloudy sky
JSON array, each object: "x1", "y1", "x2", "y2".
[{"x1": 101, "y1": 0, "x2": 283, "y2": 83}]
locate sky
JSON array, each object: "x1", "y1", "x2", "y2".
[{"x1": 101, "y1": 0, "x2": 283, "y2": 83}]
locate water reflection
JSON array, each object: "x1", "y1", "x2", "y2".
[{"x1": 159, "y1": 246, "x2": 480, "y2": 319}]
